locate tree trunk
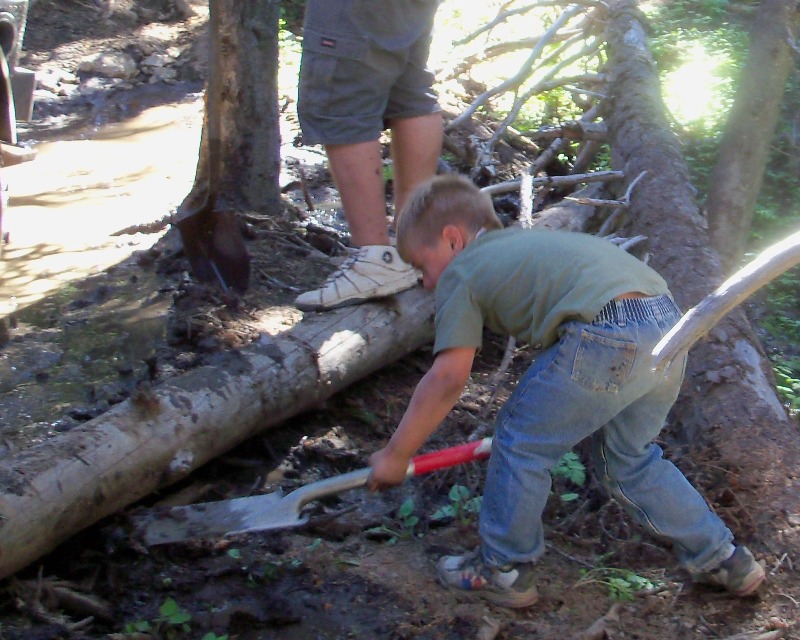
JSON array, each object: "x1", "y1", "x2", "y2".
[
  {"x1": 185, "y1": 0, "x2": 282, "y2": 214},
  {"x1": 175, "y1": 0, "x2": 282, "y2": 292},
  {"x1": 706, "y1": 0, "x2": 799, "y2": 272},
  {"x1": 0, "y1": 289, "x2": 434, "y2": 580},
  {"x1": 604, "y1": 0, "x2": 800, "y2": 546}
]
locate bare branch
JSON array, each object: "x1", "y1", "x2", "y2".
[
  {"x1": 529, "y1": 120, "x2": 607, "y2": 141},
  {"x1": 566, "y1": 169, "x2": 646, "y2": 209},
  {"x1": 453, "y1": 2, "x2": 540, "y2": 47},
  {"x1": 446, "y1": 4, "x2": 587, "y2": 131},
  {"x1": 519, "y1": 172, "x2": 535, "y2": 228},
  {"x1": 486, "y1": 38, "x2": 603, "y2": 150},
  {"x1": 481, "y1": 169, "x2": 623, "y2": 196},
  {"x1": 439, "y1": 30, "x2": 584, "y2": 81},
  {"x1": 495, "y1": 104, "x2": 605, "y2": 206},
  {"x1": 525, "y1": 104, "x2": 602, "y2": 210},
  {"x1": 572, "y1": 139, "x2": 602, "y2": 174}
]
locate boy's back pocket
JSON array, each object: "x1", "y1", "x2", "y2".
[{"x1": 571, "y1": 328, "x2": 636, "y2": 393}]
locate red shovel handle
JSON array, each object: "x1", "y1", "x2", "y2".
[{"x1": 408, "y1": 437, "x2": 492, "y2": 476}]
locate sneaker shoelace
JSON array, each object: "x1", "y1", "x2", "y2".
[{"x1": 322, "y1": 248, "x2": 365, "y2": 285}]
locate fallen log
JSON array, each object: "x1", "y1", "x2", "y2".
[{"x1": 0, "y1": 288, "x2": 435, "y2": 580}]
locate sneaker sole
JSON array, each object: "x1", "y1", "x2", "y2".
[
  {"x1": 732, "y1": 563, "x2": 766, "y2": 597},
  {"x1": 295, "y1": 281, "x2": 420, "y2": 312},
  {"x1": 438, "y1": 579, "x2": 539, "y2": 609}
]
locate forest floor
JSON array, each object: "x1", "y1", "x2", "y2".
[{"x1": 1, "y1": 1, "x2": 799, "y2": 639}]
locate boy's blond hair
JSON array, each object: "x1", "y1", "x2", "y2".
[{"x1": 396, "y1": 174, "x2": 503, "y2": 261}]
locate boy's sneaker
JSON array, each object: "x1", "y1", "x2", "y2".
[
  {"x1": 691, "y1": 546, "x2": 765, "y2": 596},
  {"x1": 294, "y1": 245, "x2": 420, "y2": 311},
  {"x1": 436, "y1": 548, "x2": 538, "y2": 608}
]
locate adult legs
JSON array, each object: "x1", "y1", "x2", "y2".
[
  {"x1": 324, "y1": 139, "x2": 389, "y2": 247},
  {"x1": 388, "y1": 111, "x2": 443, "y2": 218},
  {"x1": 324, "y1": 111, "x2": 442, "y2": 246},
  {"x1": 295, "y1": 112, "x2": 442, "y2": 310}
]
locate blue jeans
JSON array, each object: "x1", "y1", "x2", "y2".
[{"x1": 480, "y1": 295, "x2": 734, "y2": 573}]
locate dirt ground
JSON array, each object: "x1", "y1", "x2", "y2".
[{"x1": 1, "y1": 2, "x2": 799, "y2": 639}]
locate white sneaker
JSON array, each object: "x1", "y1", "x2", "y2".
[{"x1": 294, "y1": 245, "x2": 420, "y2": 311}]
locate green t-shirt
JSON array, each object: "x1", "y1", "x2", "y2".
[{"x1": 433, "y1": 228, "x2": 671, "y2": 354}]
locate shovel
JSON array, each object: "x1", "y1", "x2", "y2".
[
  {"x1": 174, "y1": 0, "x2": 250, "y2": 294},
  {"x1": 133, "y1": 438, "x2": 493, "y2": 546}
]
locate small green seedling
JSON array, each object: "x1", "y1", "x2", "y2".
[
  {"x1": 551, "y1": 451, "x2": 586, "y2": 502},
  {"x1": 123, "y1": 597, "x2": 192, "y2": 639},
  {"x1": 156, "y1": 597, "x2": 192, "y2": 637},
  {"x1": 366, "y1": 497, "x2": 420, "y2": 544},
  {"x1": 431, "y1": 484, "x2": 482, "y2": 525},
  {"x1": 576, "y1": 566, "x2": 659, "y2": 601},
  {"x1": 226, "y1": 548, "x2": 242, "y2": 560}
]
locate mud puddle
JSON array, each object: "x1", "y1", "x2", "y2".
[
  {"x1": 0, "y1": 81, "x2": 209, "y2": 448},
  {"x1": 0, "y1": 260, "x2": 171, "y2": 447},
  {"x1": 1, "y1": 95, "x2": 205, "y2": 316}
]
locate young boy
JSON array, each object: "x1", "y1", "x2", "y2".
[{"x1": 366, "y1": 174, "x2": 765, "y2": 608}]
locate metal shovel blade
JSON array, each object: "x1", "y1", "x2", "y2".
[
  {"x1": 132, "y1": 467, "x2": 372, "y2": 546},
  {"x1": 133, "y1": 491, "x2": 292, "y2": 546}
]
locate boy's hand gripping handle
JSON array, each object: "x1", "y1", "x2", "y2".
[{"x1": 295, "y1": 438, "x2": 495, "y2": 504}]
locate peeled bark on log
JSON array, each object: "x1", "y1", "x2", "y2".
[
  {"x1": 0, "y1": 289, "x2": 434, "y2": 580},
  {"x1": 604, "y1": 0, "x2": 800, "y2": 543}
]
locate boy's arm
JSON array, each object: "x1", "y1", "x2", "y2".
[{"x1": 367, "y1": 346, "x2": 476, "y2": 491}]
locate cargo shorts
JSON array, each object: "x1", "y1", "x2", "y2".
[{"x1": 297, "y1": 0, "x2": 441, "y2": 146}]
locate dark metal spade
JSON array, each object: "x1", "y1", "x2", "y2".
[{"x1": 133, "y1": 438, "x2": 493, "y2": 546}]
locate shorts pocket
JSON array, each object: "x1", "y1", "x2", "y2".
[
  {"x1": 302, "y1": 26, "x2": 369, "y2": 60},
  {"x1": 571, "y1": 328, "x2": 636, "y2": 393},
  {"x1": 299, "y1": 27, "x2": 372, "y2": 116}
]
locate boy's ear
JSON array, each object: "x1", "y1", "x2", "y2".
[{"x1": 442, "y1": 224, "x2": 464, "y2": 251}]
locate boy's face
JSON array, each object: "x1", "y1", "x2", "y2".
[{"x1": 404, "y1": 227, "x2": 461, "y2": 290}]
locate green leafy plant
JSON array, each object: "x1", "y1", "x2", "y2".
[
  {"x1": 772, "y1": 361, "x2": 800, "y2": 415},
  {"x1": 201, "y1": 634, "x2": 229, "y2": 640},
  {"x1": 551, "y1": 451, "x2": 586, "y2": 502},
  {"x1": 156, "y1": 598, "x2": 192, "y2": 637},
  {"x1": 123, "y1": 597, "x2": 192, "y2": 639},
  {"x1": 366, "y1": 497, "x2": 420, "y2": 544},
  {"x1": 122, "y1": 619, "x2": 152, "y2": 634},
  {"x1": 431, "y1": 484, "x2": 482, "y2": 526},
  {"x1": 575, "y1": 566, "x2": 659, "y2": 601}
]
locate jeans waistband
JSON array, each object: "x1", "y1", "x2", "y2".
[{"x1": 592, "y1": 294, "x2": 680, "y2": 325}]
